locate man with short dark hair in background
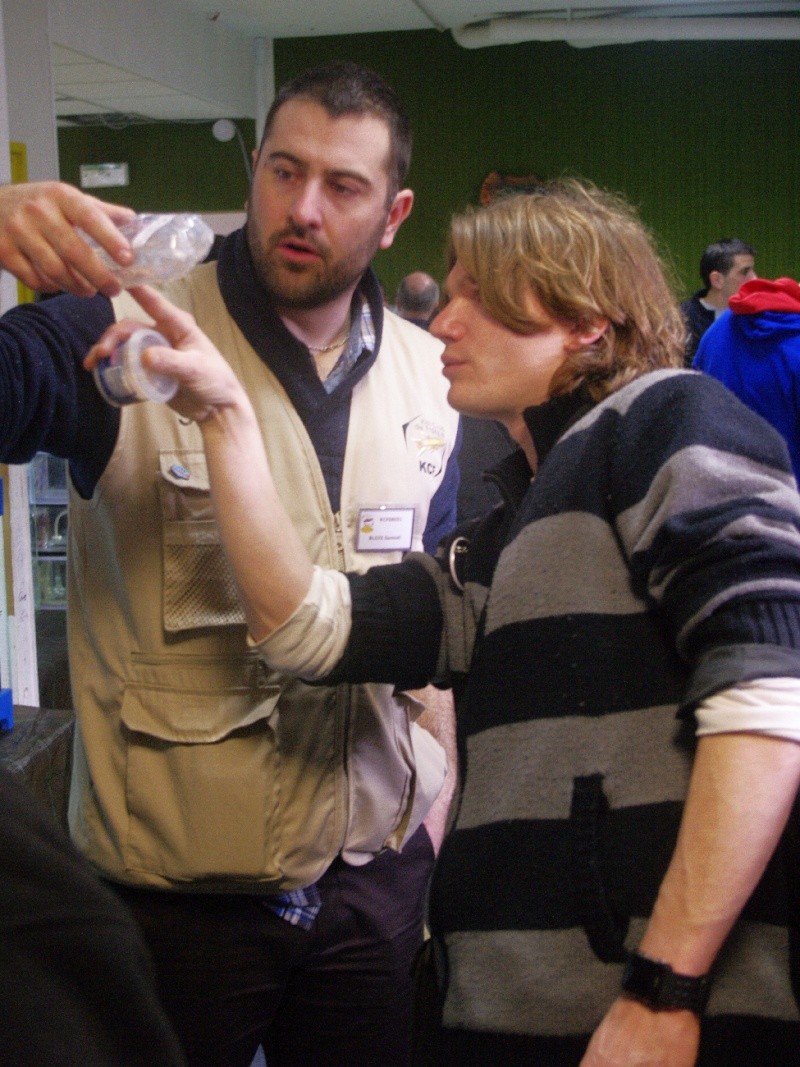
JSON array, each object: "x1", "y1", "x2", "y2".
[{"x1": 680, "y1": 237, "x2": 756, "y2": 363}]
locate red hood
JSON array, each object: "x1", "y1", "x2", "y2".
[{"x1": 729, "y1": 277, "x2": 800, "y2": 315}]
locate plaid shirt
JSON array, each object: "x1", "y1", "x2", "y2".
[
  {"x1": 320, "y1": 294, "x2": 375, "y2": 394},
  {"x1": 263, "y1": 883, "x2": 323, "y2": 931}
]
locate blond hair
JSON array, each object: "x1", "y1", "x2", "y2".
[{"x1": 449, "y1": 179, "x2": 685, "y2": 401}]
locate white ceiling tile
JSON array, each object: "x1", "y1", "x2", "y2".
[{"x1": 52, "y1": 2, "x2": 800, "y2": 125}]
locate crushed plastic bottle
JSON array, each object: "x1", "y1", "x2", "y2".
[
  {"x1": 85, "y1": 213, "x2": 215, "y2": 287},
  {"x1": 93, "y1": 328, "x2": 178, "y2": 407}
]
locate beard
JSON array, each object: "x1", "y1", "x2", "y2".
[{"x1": 246, "y1": 214, "x2": 388, "y2": 311}]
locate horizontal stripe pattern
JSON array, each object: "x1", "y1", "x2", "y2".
[
  {"x1": 457, "y1": 707, "x2": 692, "y2": 827},
  {"x1": 618, "y1": 446, "x2": 798, "y2": 559},
  {"x1": 443, "y1": 927, "x2": 627, "y2": 1035},
  {"x1": 442, "y1": 919, "x2": 799, "y2": 1037},
  {"x1": 460, "y1": 613, "x2": 685, "y2": 733},
  {"x1": 485, "y1": 511, "x2": 644, "y2": 635},
  {"x1": 432, "y1": 803, "x2": 682, "y2": 932},
  {"x1": 429, "y1": 370, "x2": 800, "y2": 1040}
]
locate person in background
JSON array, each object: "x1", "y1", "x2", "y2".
[
  {"x1": 694, "y1": 275, "x2": 800, "y2": 484},
  {"x1": 454, "y1": 414, "x2": 514, "y2": 524},
  {"x1": 102, "y1": 179, "x2": 800, "y2": 1066},
  {"x1": 0, "y1": 60, "x2": 459, "y2": 1067},
  {"x1": 680, "y1": 237, "x2": 756, "y2": 363},
  {"x1": 394, "y1": 270, "x2": 440, "y2": 328},
  {"x1": 1, "y1": 766, "x2": 185, "y2": 1067}
]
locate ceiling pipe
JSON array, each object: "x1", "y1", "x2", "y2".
[{"x1": 452, "y1": 16, "x2": 800, "y2": 49}]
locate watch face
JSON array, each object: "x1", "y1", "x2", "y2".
[
  {"x1": 621, "y1": 952, "x2": 710, "y2": 1014},
  {"x1": 622, "y1": 953, "x2": 664, "y2": 998}
]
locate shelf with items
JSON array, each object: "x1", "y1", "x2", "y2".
[
  {"x1": 29, "y1": 454, "x2": 68, "y2": 611},
  {"x1": 32, "y1": 553, "x2": 68, "y2": 610}
]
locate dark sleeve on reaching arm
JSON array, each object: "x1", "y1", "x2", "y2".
[
  {"x1": 422, "y1": 418, "x2": 462, "y2": 553},
  {"x1": 323, "y1": 556, "x2": 444, "y2": 690},
  {"x1": 0, "y1": 294, "x2": 120, "y2": 497}
]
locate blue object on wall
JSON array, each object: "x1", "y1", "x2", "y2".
[{"x1": 0, "y1": 687, "x2": 12, "y2": 731}]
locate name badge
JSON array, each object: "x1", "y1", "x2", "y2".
[{"x1": 356, "y1": 506, "x2": 415, "y2": 553}]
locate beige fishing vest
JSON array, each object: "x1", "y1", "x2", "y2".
[{"x1": 66, "y1": 262, "x2": 459, "y2": 891}]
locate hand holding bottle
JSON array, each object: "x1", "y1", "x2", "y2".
[{"x1": 0, "y1": 180, "x2": 136, "y2": 296}]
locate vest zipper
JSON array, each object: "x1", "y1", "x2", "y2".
[{"x1": 333, "y1": 511, "x2": 346, "y2": 568}]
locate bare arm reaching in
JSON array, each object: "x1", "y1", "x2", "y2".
[{"x1": 581, "y1": 730, "x2": 800, "y2": 1066}]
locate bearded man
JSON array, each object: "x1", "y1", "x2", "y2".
[{"x1": 0, "y1": 62, "x2": 460, "y2": 1067}]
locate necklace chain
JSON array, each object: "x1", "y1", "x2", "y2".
[{"x1": 308, "y1": 328, "x2": 349, "y2": 355}]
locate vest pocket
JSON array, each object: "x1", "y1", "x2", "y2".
[
  {"x1": 119, "y1": 657, "x2": 282, "y2": 883},
  {"x1": 342, "y1": 688, "x2": 446, "y2": 856},
  {"x1": 345, "y1": 688, "x2": 417, "y2": 855},
  {"x1": 158, "y1": 449, "x2": 245, "y2": 632}
]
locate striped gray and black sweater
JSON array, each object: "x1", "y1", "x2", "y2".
[{"x1": 332, "y1": 368, "x2": 800, "y2": 1054}]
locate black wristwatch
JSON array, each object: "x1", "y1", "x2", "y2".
[{"x1": 621, "y1": 951, "x2": 711, "y2": 1016}]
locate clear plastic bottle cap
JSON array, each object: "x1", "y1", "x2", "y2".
[{"x1": 94, "y1": 328, "x2": 177, "y2": 406}]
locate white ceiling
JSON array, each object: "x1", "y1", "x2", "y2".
[{"x1": 52, "y1": 0, "x2": 800, "y2": 126}]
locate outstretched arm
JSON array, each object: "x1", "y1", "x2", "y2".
[
  {"x1": 581, "y1": 730, "x2": 800, "y2": 1067},
  {"x1": 0, "y1": 181, "x2": 134, "y2": 297},
  {"x1": 85, "y1": 284, "x2": 314, "y2": 637}
]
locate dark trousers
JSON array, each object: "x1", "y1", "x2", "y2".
[{"x1": 110, "y1": 825, "x2": 434, "y2": 1067}]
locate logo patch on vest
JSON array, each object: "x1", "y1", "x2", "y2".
[{"x1": 403, "y1": 415, "x2": 447, "y2": 478}]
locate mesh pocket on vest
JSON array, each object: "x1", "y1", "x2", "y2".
[{"x1": 163, "y1": 541, "x2": 245, "y2": 632}]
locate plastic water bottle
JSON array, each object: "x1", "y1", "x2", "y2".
[
  {"x1": 86, "y1": 213, "x2": 215, "y2": 287},
  {"x1": 93, "y1": 328, "x2": 178, "y2": 407}
]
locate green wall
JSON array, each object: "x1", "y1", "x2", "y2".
[
  {"x1": 58, "y1": 118, "x2": 255, "y2": 213},
  {"x1": 274, "y1": 31, "x2": 800, "y2": 299},
  {"x1": 58, "y1": 30, "x2": 800, "y2": 300}
]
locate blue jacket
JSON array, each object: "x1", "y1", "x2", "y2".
[{"x1": 694, "y1": 304, "x2": 800, "y2": 485}]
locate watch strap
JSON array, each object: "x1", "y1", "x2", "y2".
[{"x1": 621, "y1": 950, "x2": 711, "y2": 1015}]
